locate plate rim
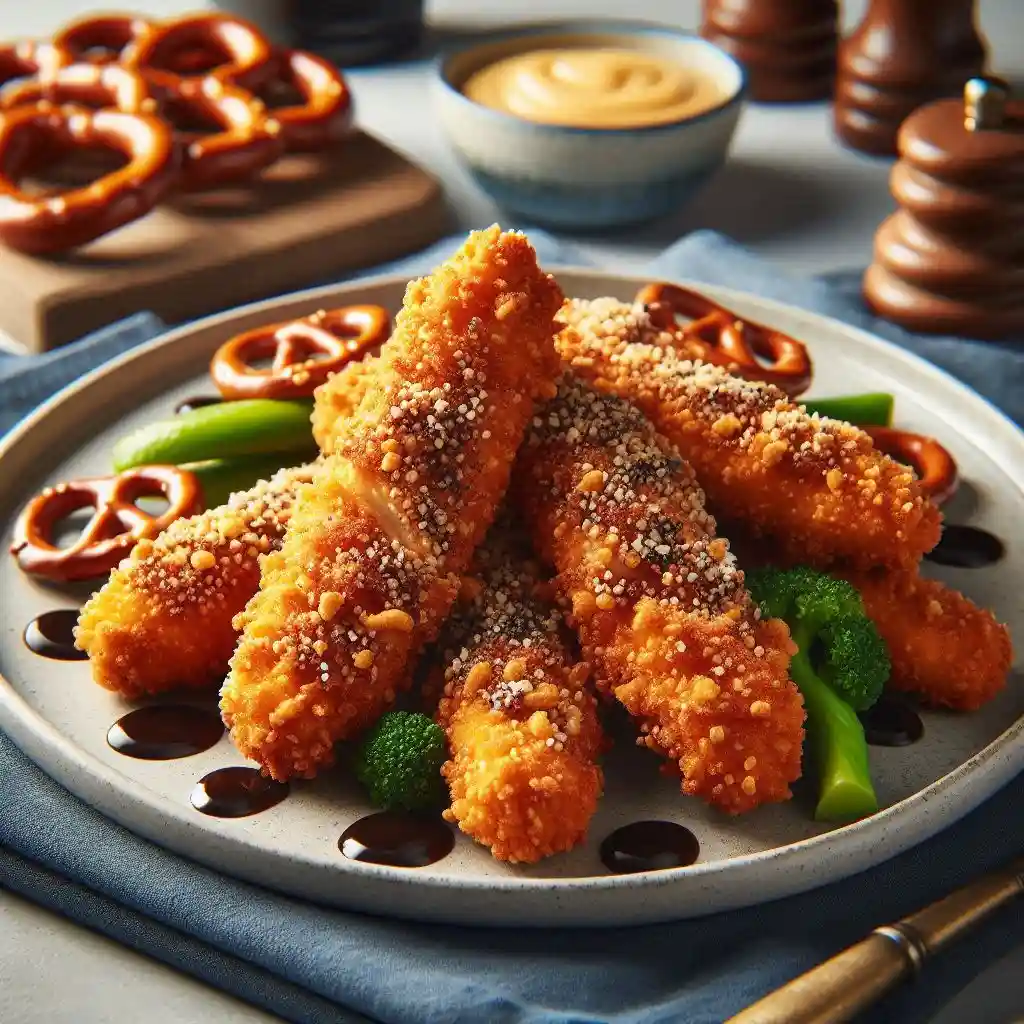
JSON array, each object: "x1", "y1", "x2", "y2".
[{"x1": 1, "y1": 267, "x2": 1021, "y2": 923}]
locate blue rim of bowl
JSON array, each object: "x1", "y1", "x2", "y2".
[{"x1": 433, "y1": 19, "x2": 749, "y2": 135}]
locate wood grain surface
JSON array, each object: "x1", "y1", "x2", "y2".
[{"x1": 0, "y1": 131, "x2": 449, "y2": 353}]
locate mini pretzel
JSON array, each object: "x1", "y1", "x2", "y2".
[
  {"x1": 0, "y1": 63, "x2": 151, "y2": 113},
  {"x1": 0, "y1": 105, "x2": 176, "y2": 254},
  {"x1": 10, "y1": 466, "x2": 202, "y2": 581},
  {"x1": 123, "y1": 12, "x2": 277, "y2": 93},
  {"x1": 864, "y1": 425, "x2": 959, "y2": 505},
  {"x1": 211, "y1": 305, "x2": 391, "y2": 400},
  {"x1": 52, "y1": 14, "x2": 154, "y2": 65},
  {"x1": 637, "y1": 282, "x2": 813, "y2": 397},
  {"x1": 0, "y1": 40, "x2": 63, "y2": 87},
  {"x1": 159, "y1": 77, "x2": 282, "y2": 191},
  {"x1": 253, "y1": 49, "x2": 353, "y2": 152}
]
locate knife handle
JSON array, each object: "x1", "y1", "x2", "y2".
[
  {"x1": 725, "y1": 930, "x2": 914, "y2": 1024},
  {"x1": 726, "y1": 859, "x2": 1024, "y2": 1024}
]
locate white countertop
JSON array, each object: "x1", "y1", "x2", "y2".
[{"x1": 2, "y1": 1, "x2": 1023, "y2": 1022}]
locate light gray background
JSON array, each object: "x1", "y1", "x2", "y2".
[{"x1": 1, "y1": 1, "x2": 1022, "y2": 1022}]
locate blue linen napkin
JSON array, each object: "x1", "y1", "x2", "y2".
[{"x1": 1, "y1": 231, "x2": 1021, "y2": 1024}]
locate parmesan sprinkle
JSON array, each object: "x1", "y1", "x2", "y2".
[{"x1": 439, "y1": 558, "x2": 589, "y2": 742}]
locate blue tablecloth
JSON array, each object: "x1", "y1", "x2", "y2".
[{"x1": 1, "y1": 230, "x2": 1021, "y2": 1024}]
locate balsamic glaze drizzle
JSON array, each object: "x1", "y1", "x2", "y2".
[
  {"x1": 925, "y1": 525, "x2": 1004, "y2": 569},
  {"x1": 190, "y1": 767, "x2": 289, "y2": 818},
  {"x1": 174, "y1": 395, "x2": 223, "y2": 416},
  {"x1": 107, "y1": 705, "x2": 224, "y2": 760},
  {"x1": 600, "y1": 820, "x2": 700, "y2": 874},
  {"x1": 339, "y1": 811, "x2": 454, "y2": 867},
  {"x1": 860, "y1": 695, "x2": 925, "y2": 747},
  {"x1": 23, "y1": 610, "x2": 87, "y2": 661}
]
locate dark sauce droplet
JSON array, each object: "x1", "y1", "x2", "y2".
[
  {"x1": 190, "y1": 766, "x2": 289, "y2": 818},
  {"x1": 339, "y1": 811, "x2": 454, "y2": 868},
  {"x1": 600, "y1": 820, "x2": 700, "y2": 874},
  {"x1": 24, "y1": 610, "x2": 87, "y2": 661},
  {"x1": 174, "y1": 395, "x2": 223, "y2": 416},
  {"x1": 860, "y1": 695, "x2": 924, "y2": 747},
  {"x1": 108, "y1": 705, "x2": 224, "y2": 760},
  {"x1": 925, "y1": 525, "x2": 1005, "y2": 569}
]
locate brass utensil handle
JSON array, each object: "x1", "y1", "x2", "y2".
[
  {"x1": 725, "y1": 931, "x2": 913, "y2": 1024},
  {"x1": 726, "y1": 859, "x2": 1024, "y2": 1024}
]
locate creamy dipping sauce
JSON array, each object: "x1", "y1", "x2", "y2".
[{"x1": 461, "y1": 46, "x2": 728, "y2": 129}]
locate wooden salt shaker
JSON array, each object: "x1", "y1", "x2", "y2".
[
  {"x1": 700, "y1": 0, "x2": 839, "y2": 103},
  {"x1": 834, "y1": 0, "x2": 988, "y2": 156},
  {"x1": 863, "y1": 78, "x2": 1024, "y2": 339}
]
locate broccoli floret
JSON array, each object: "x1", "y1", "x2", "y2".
[
  {"x1": 746, "y1": 565, "x2": 805, "y2": 621},
  {"x1": 353, "y1": 711, "x2": 447, "y2": 812},
  {"x1": 817, "y1": 616, "x2": 889, "y2": 712},
  {"x1": 747, "y1": 566, "x2": 891, "y2": 823}
]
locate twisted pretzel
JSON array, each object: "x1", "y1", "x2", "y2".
[
  {"x1": 0, "y1": 105, "x2": 176, "y2": 254},
  {"x1": 864, "y1": 425, "x2": 959, "y2": 505},
  {"x1": 211, "y1": 305, "x2": 391, "y2": 400},
  {"x1": 0, "y1": 40, "x2": 63, "y2": 87},
  {"x1": 254, "y1": 49, "x2": 353, "y2": 152},
  {"x1": 636, "y1": 282, "x2": 813, "y2": 397},
  {"x1": 0, "y1": 63, "x2": 151, "y2": 113},
  {"x1": 159, "y1": 76, "x2": 282, "y2": 191},
  {"x1": 51, "y1": 14, "x2": 154, "y2": 66},
  {"x1": 123, "y1": 12, "x2": 277, "y2": 93},
  {"x1": 10, "y1": 465, "x2": 202, "y2": 581}
]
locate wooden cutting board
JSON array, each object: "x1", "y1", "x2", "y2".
[{"x1": 0, "y1": 131, "x2": 449, "y2": 353}]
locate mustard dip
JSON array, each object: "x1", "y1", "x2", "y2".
[{"x1": 461, "y1": 46, "x2": 727, "y2": 129}]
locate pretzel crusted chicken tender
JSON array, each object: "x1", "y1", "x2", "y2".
[
  {"x1": 221, "y1": 227, "x2": 564, "y2": 780},
  {"x1": 311, "y1": 355, "x2": 381, "y2": 455},
  {"x1": 435, "y1": 553, "x2": 604, "y2": 862},
  {"x1": 842, "y1": 569, "x2": 1012, "y2": 711},
  {"x1": 75, "y1": 466, "x2": 311, "y2": 699},
  {"x1": 516, "y1": 377, "x2": 805, "y2": 814},
  {"x1": 557, "y1": 298, "x2": 942, "y2": 572}
]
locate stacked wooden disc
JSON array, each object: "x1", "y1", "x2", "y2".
[
  {"x1": 700, "y1": 0, "x2": 839, "y2": 103},
  {"x1": 863, "y1": 90, "x2": 1024, "y2": 339},
  {"x1": 834, "y1": 0, "x2": 987, "y2": 156}
]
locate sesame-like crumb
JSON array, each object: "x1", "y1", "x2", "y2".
[
  {"x1": 75, "y1": 465, "x2": 313, "y2": 700},
  {"x1": 220, "y1": 226, "x2": 565, "y2": 782},
  {"x1": 514, "y1": 375, "x2": 806, "y2": 814},
  {"x1": 432, "y1": 544, "x2": 604, "y2": 862},
  {"x1": 555, "y1": 297, "x2": 942, "y2": 570}
]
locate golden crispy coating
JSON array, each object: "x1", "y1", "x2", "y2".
[
  {"x1": 311, "y1": 355, "x2": 381, "y2": 455},
  {"x1": 557, "y1": 298, "x2": 942, "y2": 572},
  {"x1": 841, "y1": 569, "x2": 1013, "y2": 711},
  {"x1": 221, "y1": 227, "x2": 565, "y2": 780},
  {"x1": 434, "y1": 549, "x2": 604, "y2": 862},
  {"x1": 74, "y1": 466, "x2": 311, "y2": 699},
  {"x1": 515, "y1": 376, "x2": 805, "y2": 814}
]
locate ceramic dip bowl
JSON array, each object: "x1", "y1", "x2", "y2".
[{"x1": 432, "y1": 21, "x2": 747, "y2": 229}]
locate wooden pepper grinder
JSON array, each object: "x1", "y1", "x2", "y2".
[
  {"x1": 700, "y1": 0, "x2": 839, "y2": 103},
  {"x1": 863, "y1": 78, "x2": 1024, "y2": 339},
  {"x1": 834, "y1": 0, "x2": 988, "y2": 156}
]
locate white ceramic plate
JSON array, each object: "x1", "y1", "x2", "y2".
[{"x1": 1, "y1": 270, "x2": 1021, "y2": 928}]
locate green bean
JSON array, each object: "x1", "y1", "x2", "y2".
[
  {"x1": 112, "y1": 399, "x2": 315, "y2": 472},
  {"x1": 802, "y1": 393, "x2": 894, "y2": 427}
]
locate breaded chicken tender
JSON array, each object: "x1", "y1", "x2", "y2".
[
  {"x1": 75, "y1": 465, "x2": 311, "y2": 699},
  {"x1": 221, "y1": 227, "x2": 564, "y2": 780},
  {"x1": 311, "y1": 355, "x2": 381, "y2": 455},
  {"x1": 557, "y1": 298, "x2": 942, "y2": 572},
  {"x1": 434, "y1": 545, "x2": 604, "y2": 862},
  {"x1": 841, "y1": 569, "x2": 1013, "y2": 711},
  {"x1": 515, "y1": 376, "x2": 805, "y2": 814}
]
